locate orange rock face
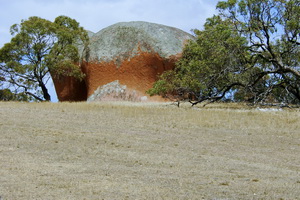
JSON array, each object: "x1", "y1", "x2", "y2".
[
  {"x1": 83, "y1": 52, "x2": 177, "y2": 98},
  {"x1": 53, "y1": 52, "x2": 177, "y2": 102},
  {"x1": 52, "y1": 21, "x2": 194, "y2": 102},
  {"x1": 52, "y1": 73, "x2": 87, "y2": 102}
]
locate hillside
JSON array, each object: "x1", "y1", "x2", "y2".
[{"x1": 0, "y1": 102, "x2": 299, "y2": 199}]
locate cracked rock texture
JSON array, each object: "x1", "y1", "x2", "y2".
[{"x1": 53, "y1": 21, "x2": 194, "y2": 101}]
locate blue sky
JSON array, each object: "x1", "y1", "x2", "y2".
[{"x1": 0, "y1": 0, "x2": 220, "y2": 101}]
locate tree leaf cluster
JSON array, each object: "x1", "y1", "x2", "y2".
[
  {"x1": 0, "y1": 16, "x2": 89, "y2": 101},
  {"x1": 0, "y1": 88, "x2": 34, "y2": 101}
]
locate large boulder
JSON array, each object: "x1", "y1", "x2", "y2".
[{"x1": 53, "y1": 21, "x2": 194, "y2": 101}]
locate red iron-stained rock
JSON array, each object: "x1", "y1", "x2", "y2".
[{"x1": 52, "y1": 21, "x2": 194, "y2": 102}]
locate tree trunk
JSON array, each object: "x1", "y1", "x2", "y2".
[{"x1": 39, "y1": 81, "x2": 51, "y2": 101}]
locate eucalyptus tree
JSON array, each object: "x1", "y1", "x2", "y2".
[
  {"x1": 149, "y1": 0, "x2": 300, "y2": 105},
  {"x1": 0, "y1": 16, "x2": 89, "y2": 101},
  {"x1": 148, "y1": 15, "x2": 251, "y2": 105},
  {"x1": 217, "y1": 0, "x2": 300, "y2": 104}
]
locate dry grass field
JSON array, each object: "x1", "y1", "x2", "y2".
[{"x1": 0, "y1": 101, "x2": 299, "y2": 199}]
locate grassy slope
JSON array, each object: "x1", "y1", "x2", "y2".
[{"x1": 0, "y1": 102, "x2": 299, "y2": 199}]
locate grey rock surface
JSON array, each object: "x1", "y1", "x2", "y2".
[
  {"x1": 86, "y1": 21, "x2": 195, "y2": 63},
  {"x1": 87, "y1": 80, "x2": 140, "y2": 102}
]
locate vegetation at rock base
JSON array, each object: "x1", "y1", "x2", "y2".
[
  {"x1": 0, "y1": 16, "x2": 89, "y2": 101},
  {"x1": 149, "y1": 0, "x2": 300, "y2": 106}
]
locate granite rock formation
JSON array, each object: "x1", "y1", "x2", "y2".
[
  {"x1": 87, "y1": 80, "x2": 142, "y2": 102},
  {"x1": 52, "y1": 21, "x2": 194, "y2": 101}
]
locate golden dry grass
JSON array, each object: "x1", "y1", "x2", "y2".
[{"x1": 0, "y1": 101, "x2": 299, "y2": 199}]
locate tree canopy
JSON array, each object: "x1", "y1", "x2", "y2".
[
  {"x1": 0, "y1": 16, "x2": 89, "y2": 101},
  {"x1": 149, "y1": 0, "x2": 300, "y2": 106}
]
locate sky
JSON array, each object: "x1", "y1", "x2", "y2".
[{"x1": 0, "y1": 0, "x2": 220, "y2": 101}]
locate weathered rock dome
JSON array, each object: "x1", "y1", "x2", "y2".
[
  {"x1": 87, "y1": 21, "x2": 194, "y2": 63},
  {"x1": 53, "y1": 21, "x2": 194, "y2": 101}
]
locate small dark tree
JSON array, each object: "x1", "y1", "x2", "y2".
[{"x1": 0, "y1": 16, "x2": 89, "y2": 101}]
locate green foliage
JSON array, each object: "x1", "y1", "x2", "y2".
[
  {"x1": 150, "y1": 0, "x2": 300, "y2": 105},
  {"x1": 149, "y1": 15, "x2": 251, "y2": 104},
  {"x1": 147, "y1": 71, "x2": 176, "y2": 97},
  {"x1": 216, "y1": 0, "x2": 300, "y2": 104},
  {"x1": 0, "y1": 16, "x2": 89, "y2": 101},
  {"x1": 0, "y1": 89, "x2": 33, "y2": 101}
]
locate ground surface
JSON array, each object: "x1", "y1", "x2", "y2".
[{"x1": 0, "y1": 102, "x2": 299, "y2": 199}]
